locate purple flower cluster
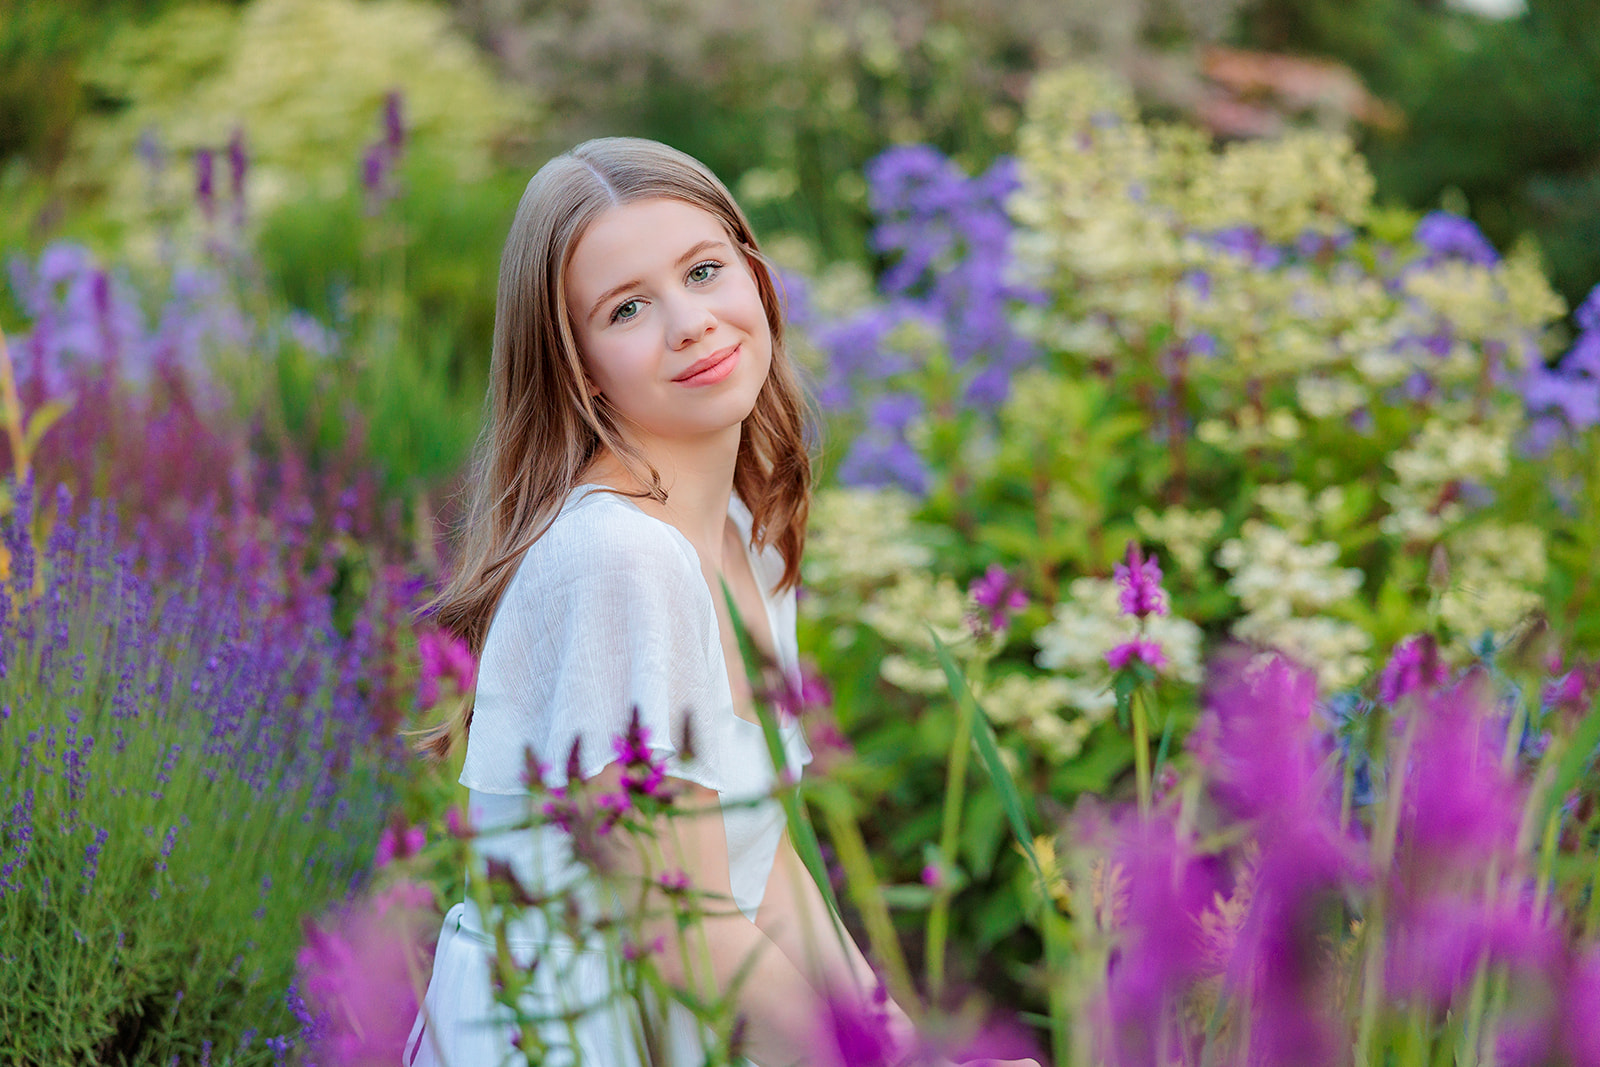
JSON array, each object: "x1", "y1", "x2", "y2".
[
  {"x1": 361, "y1": 91, "x2": 408, "y2": 213},
  {"x1": 612, "y1": 707, "x2": 673, "y2": 806},
  {"x1": 1523, "y1": 282, "x2": 1600, "y2": 448},
  {"x1": 0, "y1": 482, "x2": 409, "y2": 1058},
  {"x1": 1085, "y1": 646, "x2": 1595, "y2": 1062},
  {"x1": 795, "y1": 145, "x2": 1040, "y2": 494},
  {"x1": 1414, "y1": 211, "x2": 1500, "y2": 268},
  {"x1": 1377, "y1": 634, "x2": 1449, "y2": 705}
]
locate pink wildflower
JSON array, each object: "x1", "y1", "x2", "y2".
[
  {"x1": 614, "y1": 707, "x2": 673, "y2": 804},
  {"x1": 622, "y1": 935, "x2": 665, "y2": 963},
  {"x1": 416, "y1": 628, "x2": 477, "y2": 710},
  {"x1": 1399, "y1": 679, "x2": 1523, "y2": 873},
  {"x1": 968, "y1": 564, "x2": 1030, "y2": 635},
  {"x1": 297, "y1": 880, "x2": 437, "y2": 1067},
  {"x1": 769, "y1": 662, "x2": 834, "y2": 720},
  {"x1": 373, "y1": 818, "x2": 425, "y2": 869},
  {"x1": 1106, "y1": 638, "x2": 1167, "y2": 672},
  {"x1": 1378, "y1": 634, "x2": 1449, "y2": 705},
  {"x1": 1114, "y1": 542, "x2": 1168, "y2": 619}
]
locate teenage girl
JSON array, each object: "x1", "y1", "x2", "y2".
[{"x1": 404, "y1": 137, "x2": 1039, "y2": 1067}]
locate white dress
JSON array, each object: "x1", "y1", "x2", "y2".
[{"x1": 404, "y1": 484, "x2": 812, "y2": 1067}]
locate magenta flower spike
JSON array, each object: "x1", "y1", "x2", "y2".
[
  {"x1": 296, "y1": 882, "x2": 436, "y2": 1066},
  {"x1": 1378, "y1": 634, "x2": 1449, "y2": 705},
  {"x1": 1114, "y1": 542, "x2": 1168, "y2": 620},
  {"x1": 374, "y1": 818, "x2": 425, "y2": 868},
  {"x1": 1191, "y1": 652, "x2": 1330, "y2": 822},
  {"x1": 968, "y1": 563, "x2": 1029, "y2": 635},
  {"x1": 1399, "y1": 681, "x2": 1523, "y2": 873}
]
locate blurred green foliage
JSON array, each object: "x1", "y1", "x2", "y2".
[{"x1": 1239, "y1": 0, "x2": 1600, "y2": 310}]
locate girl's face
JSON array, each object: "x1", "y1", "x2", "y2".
[{"x1": 563, "y1": 197, "x2": 773, "y2": 454}]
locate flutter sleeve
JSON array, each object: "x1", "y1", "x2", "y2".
[{"x1": 458, "y1": 499, "x2": 738, "y2": 796}]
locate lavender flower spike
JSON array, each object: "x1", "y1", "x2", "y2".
[
  {"x1": 1114, "y1": 542, "x2": 1168, "y2": 619},
  {"x1": 195, "y1": 148, "x2": 215, "y2": 221}
]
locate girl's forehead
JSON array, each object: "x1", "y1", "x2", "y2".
[
  {"x1": 571, "y1": 199, "x2": 731, "y2": 269},
  {"x1": 565, "y1": 198, "x2": 739, "y2": 307}
]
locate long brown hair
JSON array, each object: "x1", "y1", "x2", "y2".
[{"x1": 417, "y1": 137, "x2": 813, "y2": 758}]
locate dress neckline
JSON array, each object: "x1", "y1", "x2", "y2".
[{"x1": 565, "y1": 483, "x2": 792, "y2": 732}]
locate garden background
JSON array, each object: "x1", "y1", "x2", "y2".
[{"x1": 5, "y1": 0, "x2": 1600, "y2": 1063}]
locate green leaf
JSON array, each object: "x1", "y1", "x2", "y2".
[
  {"x1": 959, "y1": 787, "x2": 1006, "y2": 879},
  {"x1": 1113, "y1": 668, "x2": 1139, "y2": 731},
  {"x1": 929, "y1": 630, "x2": 1042, "y2": 883},
  {"x1": 1540, "y1": 694, "x2": 1600, "y2": 830}
]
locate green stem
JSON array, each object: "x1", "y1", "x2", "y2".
[
  {"x1": 819, "y1": 799, "x2": 918, "y2": 1021},
  {"x1": 1356, "y1": 712, "x2": 1416, "y2": 1066},
  {"x1": 1132, "y1": 688, "x2": 1152, "y2": 820},
  {"x1": 1041, "y1": 911, "x2": 1072, "y2": 1067},
  {"x1": 1585, "y1": 841, "x2": 1600, "y2": 937},
  {"x1": 926, "y1": 678, "x2": 976, "y2": 1001}
]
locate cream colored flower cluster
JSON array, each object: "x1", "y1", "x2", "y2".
[
  {"x1": 861, "y1": 570, "x2": 1003, "y2": 693},
  {"x1": 1216, "y1": 515, "x2": 1371, "y2": 691},
  {"x1": 1133, "y1": 505, "x2": 1224, "y2": 577},
  {"x1": 1380, "y1": 414, "x2": 1514, "y2": 542},
  {"x1": 1185, "y1": 131, "x2": 1375, "y2": 244},
  {"x1": 1438, "y1": 522, "x2": 1548, "y2": 647},
  {"x1": 1011, "y1": 66, "x2": 1564, "y2": 415},
  {"x1": 802, "y1": 486, "x2": 934, "y2": 607}
]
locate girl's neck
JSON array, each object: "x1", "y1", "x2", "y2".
[{"x1": 585, "y1": 425, "x2": 742, "y2": 568}]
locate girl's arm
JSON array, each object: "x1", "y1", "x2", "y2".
[
  {"x1": 597, "y1": 768, "x2": 825, "y2": 1067},
  {"x1": 756, "y1": 832, "x2": 920, "y2": 1041}
]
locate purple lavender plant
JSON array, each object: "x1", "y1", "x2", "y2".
[{"x1": 0, "y1": 485, "x2": 410, "y2": 1060}]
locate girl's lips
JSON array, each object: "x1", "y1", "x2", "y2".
[{"x1": 673, "y1": 344, "x2": 740, "y2": 387}]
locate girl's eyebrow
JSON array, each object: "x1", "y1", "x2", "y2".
[{"x1": 585, "y1": 238, "x2": 729, "y2": 323}]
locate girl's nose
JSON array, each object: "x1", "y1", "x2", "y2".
[{"x1": 666, "y1": 293, "x2": 717, "y2": 349}]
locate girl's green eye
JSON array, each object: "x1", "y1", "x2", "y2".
[
  {"x1": 611, "y1": 299, "x2": 640, "y2": 323},
  {"x1": 688, "y1": 261, "x2": 721, "y2": 283}
]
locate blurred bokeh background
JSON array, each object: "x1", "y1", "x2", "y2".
[
  {"x1": 5, "y1": 0, "x2": 1598, "y2": 342},
  {"x1": 5, "y1": 2, "x2": 1600, "y2": 1062}
]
